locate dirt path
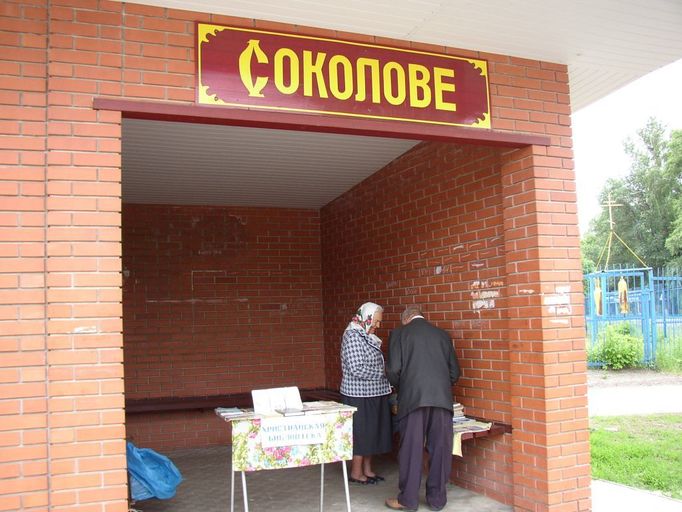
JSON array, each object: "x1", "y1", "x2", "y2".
[{"x1": 588, "y1": 368, "x2": 682, "y2": 388}]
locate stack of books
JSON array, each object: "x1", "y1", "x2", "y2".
[
  {"x1": 452, "y1": 402, "x2": 465, "y2": 420},
  {"x1": 277, "y1": 401, "x2": 356, "y2": 416},
  {"x1": 215, "y1": 407, "x2": 249, "y2": 419}
]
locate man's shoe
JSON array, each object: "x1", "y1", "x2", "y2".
[
  {"x1": 427, "y1": 504, "x2": 444, "y2": 511},
  {"x1": 385, "y1": 498, "x2": 418, "y2": 511}
]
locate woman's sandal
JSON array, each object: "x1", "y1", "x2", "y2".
[
  {"x1": 367, "y1": 474, "x2": 385, "y2": 482},
  {"x1": 348, "y1": 476, "x2": 376, "y2": 485}
]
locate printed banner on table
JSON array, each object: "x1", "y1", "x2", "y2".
[
  {"x1": 260, "y1": 416, "x2": 327, "y2": 448},
  {"x1": 231, "y1": 411, "x2": 353, "y2": 471},
  {"x1": 196, "y1": 24, "x2": 491, "y2": 128}
]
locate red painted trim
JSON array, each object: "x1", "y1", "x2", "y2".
[{"x1": 93, "y1": 97, "x2": 550, "y2": 147}]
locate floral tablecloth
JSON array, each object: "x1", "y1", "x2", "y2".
[{"x1": 230, "y1": 410, "x2": 354, "y2": 472}]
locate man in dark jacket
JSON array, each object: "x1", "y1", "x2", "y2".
[{"x1": 385, "y1": 305, "x2": 460, "y2": 511}]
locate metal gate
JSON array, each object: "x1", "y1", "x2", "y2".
[
  {"x1": 585, "y1": 267, "x2": 657, "y2": 365},
  {"x1": 653, "y1": 271, "x2": 682, "y2": 343}
]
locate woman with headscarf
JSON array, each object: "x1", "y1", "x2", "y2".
[{"x1": 340, "y1": 302, "x2": 392, "y2": 484}]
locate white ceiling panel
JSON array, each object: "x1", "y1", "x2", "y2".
[{"x1": 122, "y1": 119, "x2": 420, "y2": 208}]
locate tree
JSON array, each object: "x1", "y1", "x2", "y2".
[
  {"x1": 581, "y1": 118, "x2": 682, "y2": 270},
  {"x1": 664, "y1": 130, "x2": 682, "y2": 267}
]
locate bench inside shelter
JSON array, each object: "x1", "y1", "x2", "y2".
[{"x1": 125, "y1": 389, "x2": 511, "y2": 441}]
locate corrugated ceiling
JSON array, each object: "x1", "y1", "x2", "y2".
[{"x1": 122, "y1": 119, "x2": 420, "y2": 208}]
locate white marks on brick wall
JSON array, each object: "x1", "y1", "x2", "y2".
[
  {"x1": 543, "y1": 285, "x2": 572, "y2": 316},
  {"x1": 72, "y1": 325, "x2": 97, "y2": 334},
  {"x1": 470, "y1": 279, "x2": 503, "y2": 310},
  {"x1": 418, "y1": 263, "x2": 463, "y2": 277}
]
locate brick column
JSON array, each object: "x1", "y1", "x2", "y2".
[
  {"x1": 45, "y1": 2, "x2": 127, "y2": 510},
  {"x1": 501, "y1": 145, "x2": 590, "y2": 511},
  {"x1": 0, "y1": 1, "x2": 49, "y2": 510}
]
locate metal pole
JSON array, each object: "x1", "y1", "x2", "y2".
[
  {"x1": 342, "y1": 460, "x2": 352, "y2": 512},
  {"x1": 241, "y1": 471, "x2": 249, "y2": 512},
  {"x1": 649, "y1": 268, "x2": 657, "y2": 364},
  {"x1": 320, "y1": 463, "x2": 324, "y2": 512},
  {"x1": 230, "y1": 465, "x2": 235, "y2": 512}
]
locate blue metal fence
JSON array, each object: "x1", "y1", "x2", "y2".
[
  {"x1": 654, "y1": 270, "x2": 682, "y2": 348},
  {"x1": 585, "y1": 268, "x2": 655, "y2": 365},
  {"x1": 584, "y1": 267, "x2": 682, "y2": 365}
]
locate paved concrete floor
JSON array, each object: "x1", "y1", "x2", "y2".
[
  {"x1": 133, "y1": 446, "x2": 511, "y2": 512},
  {"x1": 131, "y1": 373, "x2": 682, "y2": 511}
]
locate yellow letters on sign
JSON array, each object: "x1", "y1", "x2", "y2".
[
  {"x1": 239, "y1": 40, "x2": 269, "y2": 97},
  {"x1": 197, "y1": 24, "x2": 490, "y2": 128}
]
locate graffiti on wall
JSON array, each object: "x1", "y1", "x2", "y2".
[
  {"x1": 543, "y1": 285, "x2": 572, "y2": 316},
  {"x1": 470, "y1": 279, "x2": 503, "y2": 310}
]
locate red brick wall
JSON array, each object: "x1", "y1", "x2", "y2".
[
  {"x1": 0, "y1": 2, "x2": 49, "y2": 510},
  {"x1": 321, "y1": 141, "x2": 587, "y2": 509},
  {"x1": 125, "y1": 410, "x2": 231, "y2": 452},
  {"x1": 121, "y1": 204, "x2": 324, "y2": 448},
  {"x1": 1, "y1": 1, "x2": 587, "y2": 511},
  {"x1": 500, "y1": 146, "x2": 589, "y2": 511},
  {"x1": 321, "y1": 141, "x2": 516, "y2": 501}
]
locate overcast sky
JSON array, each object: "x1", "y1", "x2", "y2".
[{"x1": 573, "y1": 58, "x2": 682, "y2": 234}]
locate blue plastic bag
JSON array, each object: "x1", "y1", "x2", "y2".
[{"x1": 126, "y1": 441, "x2": 182, "y2": 500}]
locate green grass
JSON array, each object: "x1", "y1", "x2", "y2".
[
  {"x1": 656, "y1": 336, "x2": 682, "y2": 374},
  {"x1": 590, "y1": 414, "x2": 682, "y2": 499}
]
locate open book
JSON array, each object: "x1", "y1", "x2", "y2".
[{"x1": 251, "y1": 386, "x2": 303, "y2": 416}]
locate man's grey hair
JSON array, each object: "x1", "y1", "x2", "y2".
[{"x1": 401, "y1": 304, "x2": 422, "y2": 324}]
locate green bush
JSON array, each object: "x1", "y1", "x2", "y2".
[
  {"x1": 587, "y1": 340, "x2": 603, "y2": 365},
  {"x1": 590, "y1": 323, "x2": 643, "y2": 369},
  {"x1": 656, "y1": 335, "x2": 682, "y2": 373}
]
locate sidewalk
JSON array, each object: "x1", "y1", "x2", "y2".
[
  {"x1": 588, "y1": 371, "x2": 682, "y2": 512},
  {"x1": 589, "y1": 384, "x2": 682, "y2": 416},
  {"x1": 593, "y1": 480, "x2": 682, "y2": 512}
]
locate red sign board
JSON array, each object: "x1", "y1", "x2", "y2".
[{"x1": 197, "y1": 24, "x2": 490, "y2": 129}]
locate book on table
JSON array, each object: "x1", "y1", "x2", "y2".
[
  {"x1": 215, "y1": 407, "x2": 255, "y2": 420},
  {"x1": 275, "y1": 407, "x2": 306, "y2": 417},
  {"x1": 301, "y1": 401, "x2": 344, "y2": 414},
  {"x1": 276, "y1": 400, "x2": 349, "y2": 416}
]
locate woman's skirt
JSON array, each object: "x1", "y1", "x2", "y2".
[{"x1": 341, "y1": 394, "x2": 392, "y2": 456}]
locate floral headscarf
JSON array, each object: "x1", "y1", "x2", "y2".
[{"x1": 345, "y1": 302, "x2": 382, "y2": 334}]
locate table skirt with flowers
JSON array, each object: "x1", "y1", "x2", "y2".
[{"x1": 230, "y1": 410, "x2": 354, "y2": 472}]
